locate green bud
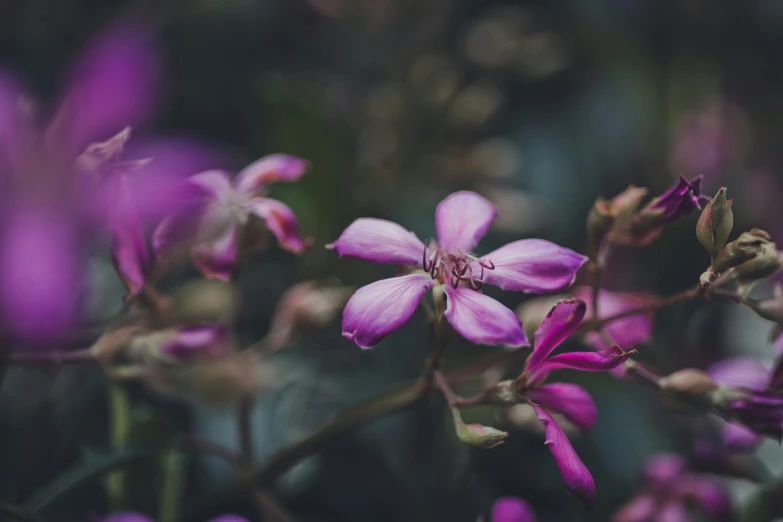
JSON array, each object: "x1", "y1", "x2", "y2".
[
  {"x1": 713, "y1": 229, "x2": 782, "y2": 284},
  {"x1": 451, "y1": 407, "x2": 508, "y2": 449},
  {"x1": 696, "y1": 187, "x2": 734, "y2": 259},
  {"x1": 660, "y1": 369, "x2": 719, "y2": 412}
]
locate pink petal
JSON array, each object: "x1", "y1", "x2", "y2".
[
  {"x1": 192, "y1": 222, "x2": 237, "y2": 281},
  {"x1": 327, "y1": 218, "x2": 425, "y2": 266},
  {"x1": 573, "y1": 287, "x2": 653, "y2": 351},
  {"x1": 491, "y1": 497, "x2": 537, "y2": 522},
  {"x1": 526, "y1": 299, "x2": 586, "y2": 373},
  {"x1": 235, "y1": 154, "x2": 308, "y2": 195},
  {"x1": 530, "y1": 345, "x2": 630, "y2": 384},
  {"x1": 481, "y1": 240, "x2": 588, "y2": 293},
  {"x1": 643, "y1": 453, "x2": 686, "y2": 486},
  {"x1": 721, "y1": 421, "x2": 762, "y2": 452},
  {"x1": 110, "y1": 175, "x2": 150, "y2": 299},
  {"x1": 160, "y1": 325, "x2": 229, "y2": 360},
  {"x1": 708, "y1": 357, "x2": 770, "y2": 391},
  {"x1": 342, "y1": 274, "x2": 434, "y2": 349},
  {"x1": 655, "y1": 502, "x2": 690, "y2": 522},
  {"x1": 435, "y1": 191, "x2": 496, "y2": 252},
  {"x1": 526, "y1": 383, "x2": 597, "y2": 433},
  {"x1": 187, "y1": 170, "x2": 233, "y2": 201},
  {"x1": 681, "y1": 477, "x2": 732, "y2": 519},
  {"x1": 443, "y1": 285, "x2": 528, "y2": 347},
  {"x1": 533, "y1": 406, "x2": 595, "y2": 510},
  {"x1": 248, "y1": 197, "x2": 308, "y2": 253},
  {"x1": 611, "y1": 494, "x2": 657, "y2": 522}
]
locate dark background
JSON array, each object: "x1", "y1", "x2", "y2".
[{"x1": 1, "y1": 0, "x2": 783, "y2": 520}]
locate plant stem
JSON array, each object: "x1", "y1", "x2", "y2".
[
  {"x1": 8, "y1": 349, "x2": 95, "y2": 365},
  {"x1": 0, "y1": 502, "x2": 48, "y2": 522},
  {"x1": 105, "y1": 382, "x2": 132, "y2": 511},
  {"x1": 158, "y1": 450, "x2": 186, "y2": 522}
]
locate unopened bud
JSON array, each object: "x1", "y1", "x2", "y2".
[
  {"x1": 586, "y1": 199, "x2": 614, "y2": 259},
  {"x1": 696, "y1": 188, "x2": 734, "y2": 259},
  {"x1": 611, "y1": 185, "x2": 649, "y2": 222},
  {"x1": 660, "y1": 369, "x2": 719, "y2": 412},
  {"x1": 452, "y1": 408, "x2": 508, "y2": 449},
  {"x1": 172, "y1": 279, "x2": 237, "y2": 326},
  {"x1": 713, "y1": 229, "x2": 780, "y2": 277}
]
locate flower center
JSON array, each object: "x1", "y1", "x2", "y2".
[{"x1": 422, "y1": 242, "x2": 495, "y2": 290}]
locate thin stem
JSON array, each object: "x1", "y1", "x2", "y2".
[
  {"x1": 0, "y1": 502, "x2": 48, "y2": 522},
  {"x1": 105, "y1": 382, "x2": 132, "y2": 511},
  {"x1": 237, "y1": 398, "x2": 254, "y2": 464},
  {"x1": 589, "y1": 261, "x2": 603, "y2": 326},
  {"x1": 158, "y1": 450, "x2": 186, "y2": 522},
  {"x1": 586, "y1": 284, "x2": 702, "y2": 332},
  {"x1": 7, "y1": 349, "x2": 95, "y2": 365},
  {"x1": 623, "y1": 359, "x2": 662, "y2": 389},
  {"x1": 423, "y1": 318, "x2": 448, "y2": 393}
]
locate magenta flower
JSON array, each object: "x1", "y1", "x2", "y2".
[
  {"x1": 327, "y1": 191, "x2": 587, "y2": 348},
  {"x1": 612, "y1": 453, "x2": 732, "y2": 522},
  {"x1": 643, "y1": 175, "x2": 710, "y2": 227},
  {"x1": 154, "y1": 155, "x2": 309, "y2": 280},
  {"x1": 491, "y1": 497, "x2": 537, "y2": 522},
  {"x1": 515, "y1": 299, "x2": 631, "y2": 509},
  {"x1": 572, "y1": 286, "x2": 653, "y2": 352}
]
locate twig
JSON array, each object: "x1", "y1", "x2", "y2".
[
  {"x1": 7, "y1": 349, "x2": 95, "y2": 365},
  {"x1": 0, "y1": 502, "x2": 47, "y2": 522}
]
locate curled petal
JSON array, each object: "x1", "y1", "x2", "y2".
[
  {"x1": 721, "y1": 421, "x2": 762, "y2": 452},
  {"x1": 443, "y1": 285, "x2": 528, "y2": 347},
  {"x1": 530, "y1": 345, "x2": 630, "y2": 384},
  {"x1": 187, "y1": 170, "x2": 233, "y2": 201},
  {"x1": 342, "y1": 274, "x2": 434, "y2": 349},
  {"x1": 236, "y1": 154, "x2": 308, "y2": 195},
  {"x1": 435, "y1": 191, "x2": 496, "y2": 252},
  {"x1": 192, "y1": 223, "x2": 237, "y2": 281},
  {"x1": 491, "y1": 497, "x2": 537, "y2": 522},
  {"x1": 533, "y1": 407, "x2": 595, "y2": 510},
  {"x1": 110, "y1": 175, "x2": 150, "y2": 299},
  {"x1": 611, "y1": 494, "x2": 657, "y2": 522},
  {"x1": 327, "y1": 218, "x2": 425, "y2": 266},
  {"x1": 481, "y1": 240, "x2": 588, "y2": 294},
  {"x1": 527, "y1": 299, "x2": 586, "y2": 373},
  {"x1": 248, "y1": 197, "x2": 308, "y2": 253},
  {"x1": 525, "y1": 383, "x2": 597, "y2": 433},
  {"x1": 708, "y1": 357, "x2": 770, "y2": 391}
]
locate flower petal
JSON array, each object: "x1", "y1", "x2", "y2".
[
  {"x1": 643, "y1": 453, "x2": 686, "y2": 486},
  {"x1": 327, "y1": 218, "x2": 425, "y2": 266},
  {"x1": 533, "y1": 406, "x2": 595, "y2": 510},
  {"x1": 443, "y1": 285, "x2": 528, "y2": 347},
  {"x1": 480, "y1": 240, "x2": 588, "y2": 293},
  {"x1": 721, "y1": 421, "x2": 762, "y2": 452},
  {"x1": 342, "y1": 274, "x2": 434, "y2": 349},
  {"x1": 192, "y1": 222, "x2": 237, "y2": 281},
  {"x1": 159, "y1": 325, "x2": 229, "y2": 360},
  {"x1": 527, "y1": 299, "x2": 586, "y2": 373},
  {"x1": 573, "y1": 287, "x2": 653, "y2": 351},
  {"x1": 235, "y1": 154, "x2": 308, "y2": 195},
  {"x1": 188, "y1": 170, "x2": 233, "y2": 201},
  {"x1": 708, "y1": 357, "x2": 770, "y2": 391},
  {"x1": 248, "y1": 197, "x2": 308, "y2": 253},
  {"x1": 491, "y1": 497, "x2": 537, "y2": 522},
  {"x1": 611, "y1": 494, "x2": 657, "y2": 522},
  {"x1": 110, "y1": 175, "x2": 150, "y2": 299},
  {"x1": 655, "y1": 502, "x2": 690, "y2": 522},
  {"x1": 435, "y1": 191, "x2": 496, "y2": 252},
  {"x1": 681, "y1": 477, "x2": 733, "y2": 519},
  {"x1": 526, "y1": 383, "x2": 597, "y2": 433},
  {"x1": 530, "y1": 345, "x2": 630, "y2": 383}
]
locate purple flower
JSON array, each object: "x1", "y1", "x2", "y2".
[
  {"x1": 154, "y1": 155, "x2": 310, "y2": 280},
  {"x1": 491, "y1": 497, "x2": 537, "y2": 522},
  {"x1": 612, "y1": 453, "x2": 732, "y2": 522},
  {"x1": 327, "y1": 191, "x2": 588, "y2": 348},
  {"x1": 514, "y1": 299, "x2": 631, "y2": 509},
  {"x1": 644, "y1": 175, "x2": 710, "y2": 226}
]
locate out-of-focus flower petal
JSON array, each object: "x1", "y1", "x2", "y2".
[
  {"x1": 611, "y1": 494, "x2": 657, "y2": 522},
  {"x1": 573, "y1": 287, "x2": 653, "y2": 351},
  {"x1": 110, "y1": 175, "x2": 150, "y2": 299},
  {"x1": 708, "y1": 357, "x2": 770, "y2": 391},
  {"x1": 655, "y1": 502, "x2": 690, "y2": 522},
  {"x1": 327, "y1": 218, "x2": 425, "y2": 266},
  {"x1": 721, "y1": 421, "x2": 762, "y2": 452},
  {"x1": 435, "y1": 191, "x2": 496, "y2": 252},
  {"x1": 480, "y1": 240, "x2": 587, "y2": 293},
  {"x1": 52, "y1": 23, "x2": 157, "y2": 154},
  {"x1": 526, "y1": 383, "x2": 597, "y2": 433},
  {"x1": 533, "y1": 406, "x2": 595, "y2": 510},
  {"x1": 187, "y1": 170, "x2": 233, "y2": 201},
  {"x1": 100, "y1": 512, "x2": 155, "y2": 522},
  {"x1": 681, "y1": 477, "x2": 733, "y2": 519},
  {"x1": 530, "y1": 346, "x2": 630, "y2": 383},
  {"x1": 0, "y1": 206, "x2": 81, "y2": 343},
  {"x1": 527, "y1": 299, "x2": 586, "y2": 372},
  {"x1": 192, "y1": 222, "x2": 237, "y2": 281},
  {"x1": 248, "y1": 197, "x2": 308, "y2": 253},
  {"x1": 208, "y1": 516, "x2": 251, "y2": 522},
  {"x1": 443, "y1": 285, "x2": 528, "y2": 347},
  {"x1": 644, "y1": 453, "x2": 686, "y2": 487},
  {"x1": 342, "y1": 274, "x2": 434, "y2": 349},
  {"x1": 75, "y1": 127, "x2": 132, "y2": 175},
  {"x1": 235, "y1": 154, "x2": 308, "y2": 195},
  {"x1": 491, "y1": 497, "x2": 537, "y2": 522},
  {"x1": 159, "y1": 325, "x2": 229, "y2": 360}
]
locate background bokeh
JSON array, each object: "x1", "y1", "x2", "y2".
[{"x1": 2, "y1": 0, "x2": 783, "y2": 520}]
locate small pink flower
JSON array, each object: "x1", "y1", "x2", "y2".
[
  {"x1": 327, "y1": 191, "x2": 588, "y2": 348},
  {"x1": 154, "y1": 155, "x2": 309, "y2": 280}
]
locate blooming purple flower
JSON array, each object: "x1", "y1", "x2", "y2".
[
  {"x1": 327, "y1": 191, "x2": 587, "y2": 348},
  {"x1": 514, "y1": 299, "x2": 631, "y2": 509},
  {"x1": 612, "y1": 453, "x2": 732, "y2": 522},
  {"x1": 643, "y1": 175, "x2": 710, "y2": 227},
  {"x1": 491, "y1": 497, "x2": 537, "y2": 522},
  {"x1": 154, "y1": 155, "x2": 309, "y2": 280}
]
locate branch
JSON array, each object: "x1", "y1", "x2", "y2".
[{"x1": 7, "y1": 348, "x2": 95, "y2": 365}]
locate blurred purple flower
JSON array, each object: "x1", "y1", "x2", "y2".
[
  {"x1": 491, "y1": 497, "x2": 537, "y2": 522},
  {"x1": 708, "y1": 357, "x2": 768, "y2": 451},
  {"x1": 515, "y1": 299, "x2": 631, "y2": 510},
  {"x1": 328, "y1": 191, "x2": 587, "y2": 348},
  {"x1": 572, "y1": 286, "x2": 653, "y2": 352},
  {"x1": 153, "y1": 155, "x2": 310, "y2": 281},
  {"x1": 612, "y1": 453, "x2": 732, "y2": 522},
  {"x1": 158, "y1": 325, "x2": 230, "y2": 361},
  {"x1": 642, "y1": 175, "x2": 710, "y2": 227}
]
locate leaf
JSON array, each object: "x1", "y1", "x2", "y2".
[{"x1": 22, "y1": 447, "x2": 155, "y2": 514}]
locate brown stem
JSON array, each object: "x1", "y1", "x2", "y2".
[
  {"x1": 623, "y1": 360, "x2": 662, "y2": 389},
  {"x1": 7, "y1": 348, "x2": 95, "y2": 365}
]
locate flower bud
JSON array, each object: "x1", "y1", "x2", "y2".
[
  {"x1": 712, "y1": 229, "x2": 780, "y2": 278},
  {"x1": 696, "y1": 187, "x2": 734, "y2": 259},
  {"x1": 172, "y1": 279, "x2": 237, "y2": 326},
  {"x1": 660, "y1": 369, "x2": 719, "y2": 412},
  {"x1": 452, "y1": 407, "x2": 508, "y2": 449}
]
